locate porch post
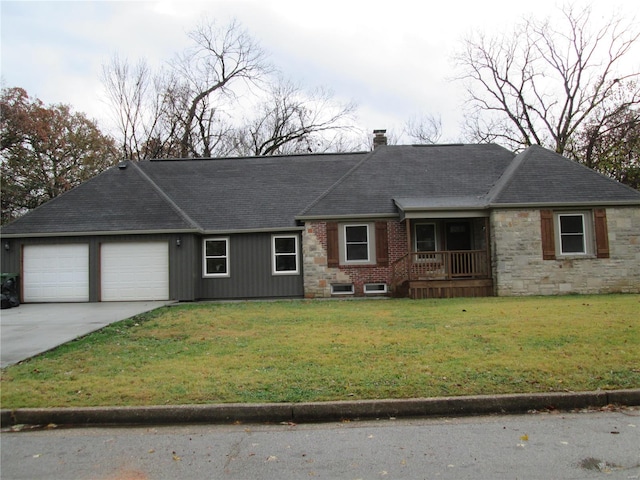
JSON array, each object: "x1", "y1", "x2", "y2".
[
  {"x1": 484, "y1": 216, "x2": 491, "y2": 277},
  {"x1": 405, "y1": 218, "x2": 411, "y2": 253}
]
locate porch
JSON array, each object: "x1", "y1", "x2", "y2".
[
  {"x1": 391, "y1": 250, "x2": 493, "y2": 299},
  {"x1": 389, "y1": 211, "x2": 494, "y2": 299}
]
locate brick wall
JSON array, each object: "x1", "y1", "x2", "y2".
[
  {"x1": 302, "y1": 220, "x2": 408, "y2": 298},
  {"x1": 491, "y1": 207, "x2": 640, "y2": 296}
]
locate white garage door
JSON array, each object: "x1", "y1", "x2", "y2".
[
  {"x1": 23, "y1": 244, "x2": 89, "y2": 302},
  {"x1": 101, "y1": 242, "x2": 169, "y2": 301}
]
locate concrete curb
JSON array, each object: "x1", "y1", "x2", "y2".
[{"x1": 2, "y1": 389, "x2": 639, "y2": 429}]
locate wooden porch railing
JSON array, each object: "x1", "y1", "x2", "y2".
[{"x1": 391, "y1": 250, "x2": 491, "y2": 291}]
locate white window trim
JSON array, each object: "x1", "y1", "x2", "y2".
[
  {"x1": 203, "y1": 237, "x2": 230, "y2": 278},
  {"x1": 272, "y1": 234, "x2": 299, "y2": 275},
  {"x1": 557, "y1": 213, "x2": 588, "y2": 256},
  {"x1": 343, "y1": 224, "x2": 371, "y2": 264},
  {"x1": 414, "y1": 222, "x2": 438, "y2": 252},
  {"x1": 364, "y1": 283, "x2": 388, "y2": 294}
]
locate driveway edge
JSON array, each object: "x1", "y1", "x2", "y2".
[{"x1": 2, "y1": 389, "x2": 639, "y2": 428}]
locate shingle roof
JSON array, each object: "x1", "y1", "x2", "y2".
[
  {"x1": 0, "y1": 164, "x2": 196, "y2": 235},
  {"x1": 1, "y1": 152, "x2": 365, "y2": 235},
  {"x1": 135, "y1": 153, "x2": 365, "y2": 231},
  {"x1": 298, "y1": 144, "x2": 516, "y2": 218},
  {"x1": 488, "y1": 145, "x2": 640, "y2": 206},
  {"x1": 2, "y1": 144, "x2": 639, "y2": 237}
]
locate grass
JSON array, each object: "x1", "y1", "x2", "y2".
[{"x1": 1, "y1": 295, "x2": 639, "y2": 408}]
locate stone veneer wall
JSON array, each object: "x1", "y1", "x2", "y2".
[
  {"x1": 491, "y1": 207, "x2": 640, "y2": 296},
  {"x1": 302, "y1": 220, "x2": 408, "y2": 298}
]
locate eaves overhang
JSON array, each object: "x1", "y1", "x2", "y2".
[
  {"x1": 201, "y1": 226, "x2": 305, "y2": 235},
  {"x1": 0, "y1": 228, "x2": 202, "y2": 239},
  {"x1": 295, "y1": 213, "x2": 399, "y2": 222},
  {"x1": 488, "y1": 199, "x2": 640, "y2": 209},
  {"x1": 0, "y1": 226, "x2": 309, "y2": 239}
]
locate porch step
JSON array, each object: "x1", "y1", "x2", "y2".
[{"x1": 407, "y1": 279, "x2": 494, "y2": 299}]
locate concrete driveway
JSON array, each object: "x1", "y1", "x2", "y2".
[{"x1": 0, "y1": 302, "x2": 172, "y2": 368}]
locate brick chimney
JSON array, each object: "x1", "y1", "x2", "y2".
[{"x1": 373, "y1": 129, "x2": 387, "y2": 149}]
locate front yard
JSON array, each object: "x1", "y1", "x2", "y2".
[{"x1": 1, "y1": 295, "x2": 638, "y2": 408}]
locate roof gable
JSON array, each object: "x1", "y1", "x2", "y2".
[
  {"x1": 136, "y1": 153, "x2": 365, "y2": 231},
  {"x1": 1, "y1": 152, "x2": 365, "y2": 236},
  {"x1": 489, "y1": 145, "x2": 640, "y2": 206},
  {"x1": 1, "y1": 163, "x2": 196, "y2": 235},
  {"x1": 299, "y1": 144, "x2": 515, "y2": 218}
]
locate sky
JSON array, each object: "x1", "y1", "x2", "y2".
[{"x1": 1, "y1": 0, "x2": 638, "y2": 145}]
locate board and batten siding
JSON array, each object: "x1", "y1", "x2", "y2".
[
  {"x1": 198, "y1": 232, "x2": 304, "y2": 300},
  {"x1": 1, "y1": 234, "x2": 197, "y2": 302}
]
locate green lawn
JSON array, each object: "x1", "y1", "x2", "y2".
[{"x1": 1, "y1": 295, "x2": 639, "y2": 408}]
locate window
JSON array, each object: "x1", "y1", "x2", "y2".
[
  {"x1": 344, "y1": 225, "x2": 370, "y2": 262},
  {"x1": 331, "y1": 284, "x2": 354, "y2": 295},
  {"x1": 540, "y1": 209, "x2": 609, "y2": 260},
  {"x1": 558, "y1": 214, "x2": 586, "y2": 255},
  {"x1": 415, "y1": 223, "x2": 437, "y2": 252},
  {"x1": 273, "y1": 235, "x2": 299, "y2": 274},
  {"x1": 203, "y1": 238, "x2": 229, "y2": 277},
  {"x1": 327, "y1": 221, "x2": 387, "y2": 267},
  {"x1": 364, "y1": 283, "x2": 387, "y2": 294}
]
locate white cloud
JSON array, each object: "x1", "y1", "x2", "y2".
[{"x1": 1, "y1": 0, "x2": 637, "y2": 145}]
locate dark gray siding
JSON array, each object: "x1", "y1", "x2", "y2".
[
  {"x1": 2, "y1": 232, "x2": 302, "y2": 302},
  {"x1": 198, "y1": 232, "x2": 304, "y2": 299},
  {"x1": 1, "y1": 238, "x2": 20, "y2": 275},
  {"x1": 0, "y1": 234, "x2": 197, "y2": 302},
  {"x1": 170, "y1": 234, "x2": 200, "y2": 302}
]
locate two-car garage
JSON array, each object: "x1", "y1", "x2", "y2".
[{"x1": 22, "y1": 242, "x2": 169, "y2": 303}]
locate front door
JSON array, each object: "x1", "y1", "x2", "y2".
[
  {"x1": 446, "y1": 222, "x2": 472, "y2": 276},
  {"x1": 446, "y1": 222, "x2": 472, "y2": 250}
]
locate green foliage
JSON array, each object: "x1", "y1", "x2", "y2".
[
  {"x1": 0, "y1": 87, "x2": 118, "y2": 224},
  {"x1": 1, "y1": 295, "x2": 638, "y2": 408}
]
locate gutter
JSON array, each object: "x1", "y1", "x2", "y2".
[
  {"x1": 295, "y1": 213, "x2": 398, "y2": 222},
  {"x1": 489, "y1": 200, "x2": 640, "y2": 209},
  {"x1": 0, "y1": 227, "x2": 307, "y2": 240},
  {"x1": 0, "y1": 229, "x2": 202, "y2": 239}
]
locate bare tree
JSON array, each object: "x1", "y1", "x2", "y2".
[
  {"x1": 230, "y1": 79, "x2": 358, "y2": 156},
  {"x1": 404, "y1": 113, "x2": 442, "y2": 144},
  {"x1": 101, "y1": 55, "x2": 177, "y2": 160},
  {"x1": 169, "y1": 18, "x2": 270, "y2": 158},
  {"x1": 455, "y1": 5, "x2": 640, "y2": 155},
  {"x1": 102, "y1": 19, "x2": 269, "y2": 160},
  {"x1": 102, "y1": 18, "x2": 361, "y2": 160}
]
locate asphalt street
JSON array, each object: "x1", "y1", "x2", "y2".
[{"x1": 2, "y1": 408, "x2": 639, "y2": 479}]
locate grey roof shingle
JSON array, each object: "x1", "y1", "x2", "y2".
[
  {"x1": 2, "y1": 144, "x2": 639, "y2": 237},
  {"x1": 489, "y1": 145, "x2": 640, "y2": 206},
  {"x1": 298, "y1": 144, "x2": 516, "y2": 217},
  {"x1": 1, "y1": 152, "x2": 365, "y2": 235},
  {"x1": 136, "y1": 153, "x2": 365, "y2": 231},
  {"x1": 0, "y1": 164, "x2": 196, "y2": 235}
]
